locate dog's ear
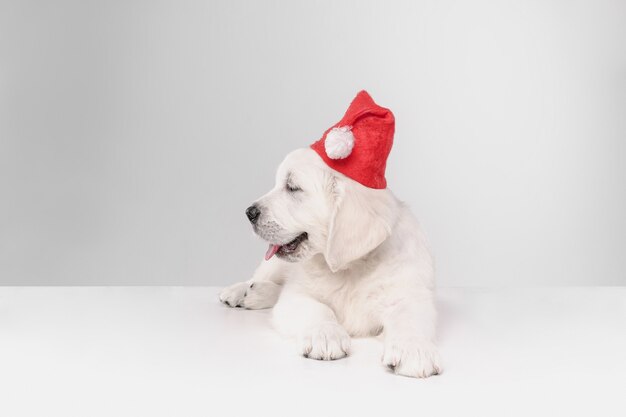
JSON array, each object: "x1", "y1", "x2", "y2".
[{"x1": 324, "y1": 176, "x2": 396, "y2": 272}]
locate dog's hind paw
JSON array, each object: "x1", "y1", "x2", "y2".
[{"x1": 382, "y1": 339, "x2": 441, "y2": 378}]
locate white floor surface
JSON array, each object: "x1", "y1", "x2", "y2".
[{"x1": 1, "y1": 287, "x2": 625, "y2": 416}]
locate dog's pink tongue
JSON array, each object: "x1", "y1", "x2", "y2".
[{"x1": 265, "y1": 244, "x2": 280, "y2": 261}]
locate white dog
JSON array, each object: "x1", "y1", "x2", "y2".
[{"x1": 219, "y1": 146, "x2": 441, "y2": 378}]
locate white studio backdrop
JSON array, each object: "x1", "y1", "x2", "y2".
[{"x1": 1, "y1": 0, "x2": 624, "y2": 286}]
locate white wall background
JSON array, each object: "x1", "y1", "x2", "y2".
[{"x1": 1, "y1": 0, "x2": 624, "y2": 286}]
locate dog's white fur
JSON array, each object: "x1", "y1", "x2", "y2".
[{"x1": 220, "y1": 148, "x2": 441, "y2": 378}]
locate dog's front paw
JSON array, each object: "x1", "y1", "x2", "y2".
[
  {"x1": 219, "y1": 281, "x2": 250, "y2": 308},
  {"x1": 300, "y1": 322, "x2": 351, "y2": 361},
  {"x1": 219, "y1": 281, "x2": 280, "y2": 309},
  {"x1": 240, "y1": 281, "x2": 281, "y2": 309},
  {"x1": 382, "y1": 339, "x2": 441, "y2": 378}
]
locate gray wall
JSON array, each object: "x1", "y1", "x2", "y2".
[{"x1": 1, "y1": 0, "x2": 625, "y2": 286}]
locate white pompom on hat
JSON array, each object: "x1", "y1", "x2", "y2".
[{"x1": 324, "y1": 126, "x2": 355, "y2": 159}]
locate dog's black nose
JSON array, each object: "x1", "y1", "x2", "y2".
[{"x1": 245, "y1": 205, "x2": 260, "y2": 224}]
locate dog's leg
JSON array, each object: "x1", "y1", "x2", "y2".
[
  {"x1": 273, "y1": 287, "x2": 351, "y2": 360},
  {"x1": 219, "y1": 258, "x2": 284, "y2": 309},
  {"x1": 381, "y1": 287, "x2": 442, "y2": 378}
]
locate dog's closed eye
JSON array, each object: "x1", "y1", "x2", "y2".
[
  {"x1": 286, "y1": 183, "x2": 302, "y2": 193},
  {"x1": 285, "y1": 173, "x2": 302, "y2": 193}
]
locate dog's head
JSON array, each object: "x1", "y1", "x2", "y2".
[{"x1": 246, "y1": 148, "x2": 396, "y2": 272}]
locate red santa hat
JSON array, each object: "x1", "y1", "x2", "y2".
[{"x1": 310, "y1": 90, "x2": 394, "y2": 189}]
